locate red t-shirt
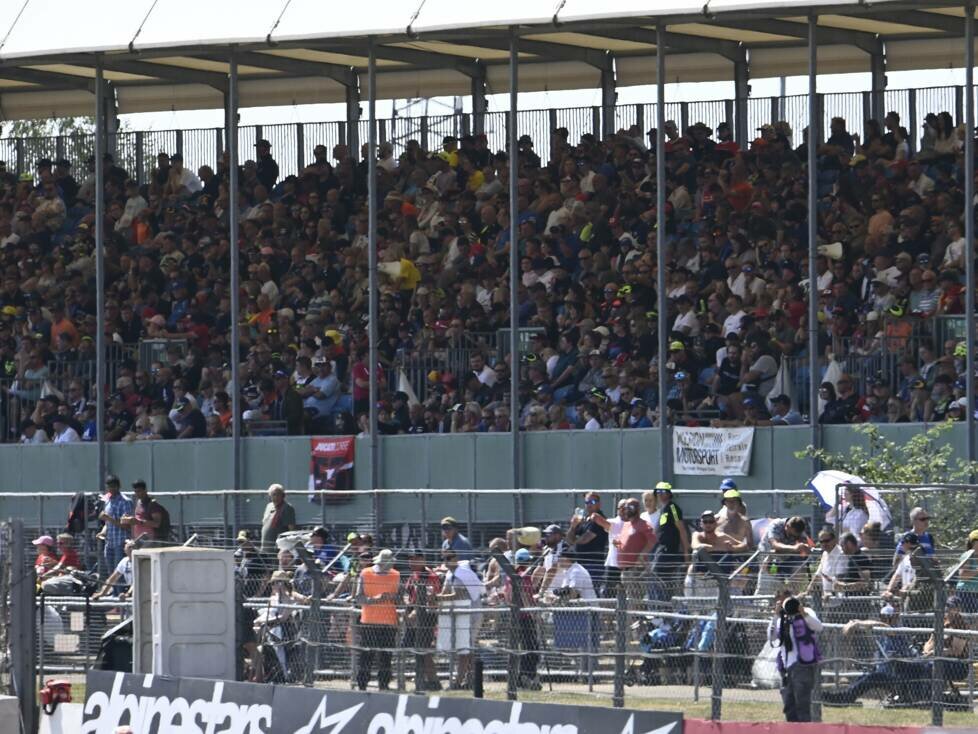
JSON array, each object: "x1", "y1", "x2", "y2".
[
  {"x1": 58, "y1": 549, "x2": 81, "y2": 570},
  {"x1": 617, "y1": 519, "x2": 656, "y2": 568}
]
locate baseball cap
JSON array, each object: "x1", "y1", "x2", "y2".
[
  {"x1": 669, "y1": 340, "x2": 685, "y2": 352},
  {"x1": 544, "y1": 524, "x2": 563, "y2": 535},
  {"x1": 32, "y1": 535, "x2": 55, "y2": 547},
  {"x1": 719, "y1": 478, "x2": 738, "y2": 491},
  {"x1": 255, "y1": 138, "x2": 271, "y2": 147},
  {"x1": 654, "y1": 481, "x2": 673, "y2": 494},
  {"x1": 440, "y1": 516, "x2": 459, "y2": 527},
  {"x1": 674, "y1": 371, "x2": 688, "y2": 381},
  {"x1": 900, "y1": 531, "x2": 919, "y2": 545},
  {"x1": 880, "y1": 604, "x2": 897, "y2": 616},
  {"x1": 514, "y1": 548, "x2": 532, "y2": 564},
  {"x1": 968, "y1": 529, "x2": 978, "y2": 543},
  {"x1": 722, "y1": 489, "x2": 742, "y2": 500}
]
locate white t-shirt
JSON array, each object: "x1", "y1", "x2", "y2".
[
  {"x1": 551, "y1": 562, "x2": 597, "y2": 600},
  {"x1": 673, "y1": 310, "x2": 700, "y2": 337},
  {"x1": 584, "y1": 417, "x2": 602, "y2": 431},
  {"x1": 114, "y1": 556, "x2": 133, "y2": 587},
  {"x1": 448, "y1": 562, "x2": 484, "y2": 602},
  {"x1": 816, "y1": 543, "x2": 847, "y2": 594},
  {"x1": 53, "y1": 426, "x2": 81, "y2": 444},
  {"x1": 896, "y1": 554, "x2": 915, "y2": 590},
  {"x1": 604, "y1": 517, "x2": 625, "y2": 568},
  {"x1": 722, "y1": 310, "x2": 745, "y2": 338}
]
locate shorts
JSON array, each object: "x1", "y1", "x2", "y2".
[{"x1": 402, "y1": 624, "x2": 435, "y2": 651}]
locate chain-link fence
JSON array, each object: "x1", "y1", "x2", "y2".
[{"x1": 19, "y1": 497, "x2": 978, "y2": 726}]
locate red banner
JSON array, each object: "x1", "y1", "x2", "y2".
[{"x1": 307, "y1": 436, "x2": 355, "y2": 501}]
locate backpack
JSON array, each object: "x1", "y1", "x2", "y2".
[{"x1": 152, "y1": 500, "x2": 173, "y2": 541}]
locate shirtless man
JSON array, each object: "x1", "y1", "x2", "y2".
[{"x1": 685, "y1": 510, "x2": 748, "y2": 596}]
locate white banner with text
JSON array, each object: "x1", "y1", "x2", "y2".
[{"x1": 673, "y1": 427, "x2": 754, "y2": 476}]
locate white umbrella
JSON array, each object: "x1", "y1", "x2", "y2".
[{"x1": 808, "y1": 470, "x2": 892, "y2": 530}]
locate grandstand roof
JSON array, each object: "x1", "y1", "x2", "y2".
[{"x1": 0, "y1": 0, "x2": 972, "y2": 118}]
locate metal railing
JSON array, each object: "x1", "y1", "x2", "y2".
[
  {"x1": 29, "y1": 542, "x2": 978, "y2": 725},
  {"x1": 4, "y1": 84, "x2": 973, "y2": 181}
]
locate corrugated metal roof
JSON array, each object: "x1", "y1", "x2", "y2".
[{"x1": 0, "y1": 1, "x2": 970, "y2": 118}]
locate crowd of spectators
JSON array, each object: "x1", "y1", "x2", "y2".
[{"x1": 1, "y1": 105, "x2": 977, "y2": 441}]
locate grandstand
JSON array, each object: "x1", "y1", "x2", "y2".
[
  {"x1": 3, "y1": 1, "x2": 978, "y2": 731},
  {"x1": 0, "y1": 1, "x2": 976, "y2": 492}
]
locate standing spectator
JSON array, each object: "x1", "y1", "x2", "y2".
[
  {"x1": 505, "y1": 548, "x2": 541, "y2": 690},
  {"x1": 612, "y1": 497, "x2": 656, "y2": 604},
  {"x1": 768, "y1": 594, "x2": 822, "y2": 722},
  {"x1": 255, "y1": 139, "x2": 279, "y2": 190},
  {"x1": 565, "y1": 491, "x2": 608, "y2": 580},
  {"x1": 403, "y1": 548, "x2": 441, "y2": 691},
  {"x1": 437, "y1": 549, "x2": 485, "y2": 689},
  {"x1": 260, "y1": 483, "x2": 296, "y2": 555},
  {"x1": 354, "y1": 548, "x2": 400, "y2": 691},
  {"x1": 652, "y1": 484, "x2": 690, "y2": 596},
  {"x1": 120, "y1": 479, "x2": 170, "y2": 544},
  {"x1": 440, "y1": 516, "x2": 474, "y2": 561},
  {"x1": 98, "y1": 475, "x2": 133, "y2": 580}
]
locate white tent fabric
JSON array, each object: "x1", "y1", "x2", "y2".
[{"x1": 0, "y1": 0, "x2": 970, "y2": 118}]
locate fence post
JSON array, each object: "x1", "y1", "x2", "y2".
[
  {"x1": 956, "y1": 86, "x2": 965, "y2": 126},
  {"x1": 613, "y1": 586, "x2": 626, "y2": 708},
  {"x1": 490, "y1": 549, "x2": 521, "y2": 701},
  {"x1": 908, "y1": 88, "x2": 918, "y2": 155},
  {"x1": 15, "y1": 138, "x2": 24, "y2": 175},
  {"x1": 135, "y1": 131, "x2": 144, "y2": 185},
  {"x1": 696, "y1": 549, "x2": 729, "y2": 721},
  {"x1": 928, "y1": 556, "x2": 946, "y2": 727},
  {"x1": 8, "y1": 520, "x2": 37, "y2": 734},
  {"x1": 175, "y1": 129, "x2": 184, "y2": 159},
  {"x1": 379, "y1": 119, "x2": 387, "y2": 146},
  {"x1": 770, "y1": 97, "x2": 779, "y2": 126},
  {"x1": 56, "y1": 135, "x2": 65, "y2": 165},
  {"x1": 420, "y1": 117, "x2": 429, "y2": 153},
  {"x1": 636, "y1": 105, "x2": 645, "y2": 137},
  {"x1": 591, "y1": 106, "x2": 601, "y2": 137},
  {"x1": 255, "y1": 125, "x2": 263, "y2": 149},
  {"x1": 680, "y1": 101, "x2": 690, "y2": 134},
  {"x1": 216, "y1": 128, "x2": 223, "y2": 164},
  {"x1": 296, "y1": 123, "x2": 304, "y2": 174}
]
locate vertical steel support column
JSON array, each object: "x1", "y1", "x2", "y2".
[
  {"x1": 368, "y1": 42, "x2": 381, "y2": 532},
  {"x1": 656, "y1": 27, "x2": 670, "y2": 480},
  {"x1": 296, "y1": 122, "x2": 304, "y2": 173},
  {"x1": 229, "y1": 50, "x2": 243, "y2": 502},
  {"x1": 600, "y1": 57, "x2": 616, "y2": 140},
  {"x1": 733, "y1": 49, "x2": 749, "y2": 148},
  {"x1": 965, "y1": 4, "x2": 976, "y2": 464},
  {"x1": 509, "y1": 31, "x2": 523, "y2": 521},
  {"x1": 471, "y1": 64, "x2": 487, "y2": 136},
  {"x1": 808, "y1": 18, "x2": 820, "y2": 459},
  {"x1": 95, "y1": 57, "x2": 107, "y2": 489},
  {"x1": 870, "y1": 43, "x2": 886, "y2": 123}
]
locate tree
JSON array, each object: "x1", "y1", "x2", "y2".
[{"x1": 797, "y1": 422, "x2": 978, "y2": 549}]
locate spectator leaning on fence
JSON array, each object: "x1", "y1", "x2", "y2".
[{"x1": 756, "y1": 516, "x2": 811, "y2": 595}]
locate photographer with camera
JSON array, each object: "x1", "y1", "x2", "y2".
[{"x1": 768, "y1": 591, "x2": 823, "y2": 722}]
